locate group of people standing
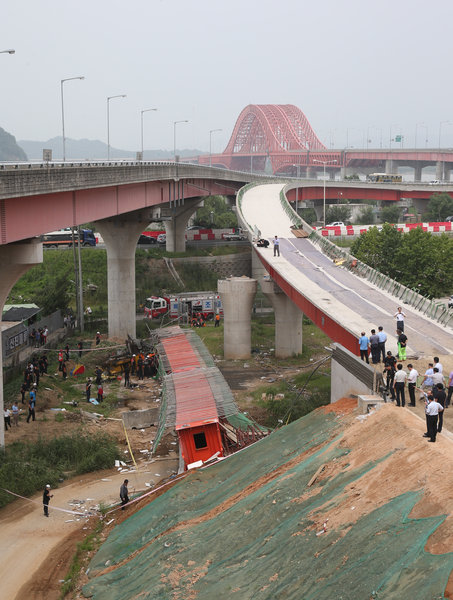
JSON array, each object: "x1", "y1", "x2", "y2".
[
  {"x1": 385, "y1": 355, "x2": 451, "y2": 443},
  {"x1": 29, "y1": 326, "x2": 48, "y2": 348},
  {"x1": 359, "y1": 307, "x2": 409, "y2": 365}
]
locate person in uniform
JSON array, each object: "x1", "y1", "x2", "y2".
[{"x1": 43, "y1": 484, "x2": 53, "y2": 517}]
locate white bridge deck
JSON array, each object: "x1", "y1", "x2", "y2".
[{"x1": 241, "y1": 184, "x2": 453, "y2": 358}]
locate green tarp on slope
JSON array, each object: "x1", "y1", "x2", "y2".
[{"x1": 83, "y1": 409, "x2": 453, "y2": 600}]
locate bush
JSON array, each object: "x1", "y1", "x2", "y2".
[{"x1": 0, "y1": 433, "x2": 119, "y2": 508}]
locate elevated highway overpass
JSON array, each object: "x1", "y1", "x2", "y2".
[{"x1": 238, "y1": 183, "x2": 453, "y2": 359}]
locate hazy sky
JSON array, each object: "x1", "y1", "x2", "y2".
[{"x1": 2, "y1": 0, "x2": 453, "y2": 152}]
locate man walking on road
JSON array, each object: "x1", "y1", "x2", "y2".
[
  {"x1": 120, "y1": 479, "x2": 129, "y2": 509},
  {"x1": 273, "y1": 235, "x2": 280, "y2": 257},
  {"x1": 43, "y1": 484, "x2": 53, "y2": 517}
]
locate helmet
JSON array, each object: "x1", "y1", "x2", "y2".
[{"x1": 46, "y1": 484, "x2": 51, "y2": 488}]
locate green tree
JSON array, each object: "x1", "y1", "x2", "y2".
[
  {"x1": 35, "y1": 273, "x2": 71, "y2": 314},
  {"x1": 299, "y1": 207, "x2": 317, "y2": 225},
  {"x1": 356, "y1": 206, "x2": 375, "y2": 225},
  {"x1": 380, "y1": 204, "x2": 401, "y2": 223},
  {"x1": 194, "y1": 196, "x2": 238, "y2": 228},
  {"x1": 424, "y1": 193, "x2": 453, "y2": 222},
  {"x1": 325, "y1": 205, "x2": 351, "y2": 224}
]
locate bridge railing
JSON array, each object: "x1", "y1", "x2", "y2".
[{"x1": 279, "y1": 183, "x2": 453, "y2": 328}]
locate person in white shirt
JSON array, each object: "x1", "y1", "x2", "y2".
[
  {"x1": 421, "y1": 364, "x2": 434, "y2": 389},
  {"x1": 406, "y1": 364, "x2": 418, "y2": 407},
  {"x1": 393, "y1": 363, "x2": 407, "y2": 407},
  {"x1": 433, "y1": 357, "x2": 443, "y2": 374},
  {"x1": 425, "y1": 395, "x2": 444, "y2": 442},
  {"x1": 394, "y1": 307, "x2": 406, "y2": 332},
  {"x1": 431, "y1": 368, "x2": 445, "y2": 389},
  {"x1": 273, "y1": 235, "x2": 280, "y2": 257}
]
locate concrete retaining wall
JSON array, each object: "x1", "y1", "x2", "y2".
[
  {"x1": 330, "y1": 343, "x2": 384, "y2": 403},
  {"x1": 121, "y1": 407, "x2": 159, "y2": 429},
  {"x1": 172, "y1": 251, "x2": 252, "y2": 278}
]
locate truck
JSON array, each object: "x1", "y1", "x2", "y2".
[
  {"x1": 144, "y1": 292, "x2": 223, "y2": 320},
  {"x1": 42, "y1": 228, "x2": 97, "y2": 248}
]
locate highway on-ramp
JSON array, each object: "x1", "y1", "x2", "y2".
[{"x1": 240, "y1": 184, "x2": 453, "y2": 358}]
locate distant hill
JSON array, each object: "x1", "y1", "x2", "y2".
[
  {"x1": 17, "y1": 136, "x2": 206, "y2": 161},
  {"x1": 0, "y1": 128, "x2": 28, "y2": 161}
]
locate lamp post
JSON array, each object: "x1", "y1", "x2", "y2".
[
  {"x1": 107, "y1": 95, "x2": 126, "y2": 160},
  {"x1": 438, "y1": 121, "x2": 451, "y2": 150},
  {"x1": 209, "y1": 128, "x2": 222, "y2": 167},
  {"x1": 173, "y1": 120, "x2": 188, "y2": 161},
  {"x1": 0, "y1": 49, "x2": 15, "y2": 54},
  {"x1": 61, "y1": 76, "x2": 85, "y2": 162},
  {"x1": 313, "y1": 159, "x2": 337, "y2": 227},
  {"x1": 140, "y1": 108, "x2": 157, "y2": 159},
  {"x1": 415, "y1": 122, "x2": 426, "y2": 149}
]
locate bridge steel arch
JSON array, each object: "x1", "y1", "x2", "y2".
[{"x1": 221, "y1": 104, "x2": 326, "y2": 172}]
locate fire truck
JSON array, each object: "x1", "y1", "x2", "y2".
[{"x1": 144, "y1": 292, "x2": 223, "y2": 320}]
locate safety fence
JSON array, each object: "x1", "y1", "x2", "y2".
[{"x1": 279, "y1": 183, "x2": 453, "y2": 328}]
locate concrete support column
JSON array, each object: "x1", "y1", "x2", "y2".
[
  {"x1": 251, "y1": 249, "x2": 267, "y2": 281},
  {"x1": 164, "y1": 198, "x2": 203, "y2": 253},
  {"x1": 0, "y1": 241, "x2": 43, "y2": 447},
  {"x1": 436, "y1": 161, "x2": 443, "y2": 180},
  {"x1": 261, "y1": 279, "x2": 303, "y2": 357},
  {"x1": 305, "y1": 167, "x2": 315, "y2": 179},
  {"x1": 218, "y1": 276, "x2": 257, "y2": 359},
  {"x1": 385, "y1": 160, "x2": 396, "y2": 174},
  {"x1": 444, "y1": 166, "x2": 451, "y2": 182},
  {"x1": 96, "y1": 210, "x2": 153, "y2": 340},
  {"x1": 414, "y1": 164, "x2": 423, "y2": 182}
]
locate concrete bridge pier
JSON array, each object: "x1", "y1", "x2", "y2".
[
  {"x1": 260, "y1": 279, "x2": 303, "y2": 358},
  {"x1": 414, "y1": 163, "x2": 423, "y2": 182},
  {"x1": 436, "y1": 161, "x2": 443, "y2": 180},
  {"x1": 218, "y1": 276, "x2": 257, "y2": 359},
  {"x1": 96, "y1": 209, "x2": 153, "y2": 340},
  {"x1": 0, "y1": 240, "x2": 43, "y2": 447},
  {"x1": 164, "y1": 198, "x2": 204, "y2": 253},
  {"x1": 385, "y1": 160, "x2": 397, "y2": 174}
]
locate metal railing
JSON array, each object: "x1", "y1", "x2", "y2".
[{"x1": 276, "y1": 182, "x2": 453, "y2": 328}]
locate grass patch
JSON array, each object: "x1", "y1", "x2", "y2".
[
  {"x1": 0, "y1": 433, "x2": 120, "y2": 509},
  {"x1": 60, "y1": 519, "x2": 104, "y2": 598}
]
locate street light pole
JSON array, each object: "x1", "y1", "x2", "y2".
[
  {"x1": 438, "y1": 121, "x2": 451, "y2": 150},
  {"x1": 414, "y1": 122, "x2": 425, "y2": 149},
  {"x1": 173, "y1": 120, "x2": 188, "y2": 161},
  {"x1": 209, "y1": 128, "x2": 222, "y2": 167},
  {"x1": 313, "y1": 159, "x2": 337, "y2": 227},
  {"x1": 61, "y1": 76, "x2": 85, "y2": 162},
  {"x1": 140, "y1": 108, "x2": 157, "y2": 159},
  {"x1": 107, "y1": 95, "x2": 126, "y2": 161}
]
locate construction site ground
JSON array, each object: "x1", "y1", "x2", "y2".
[
  {"x1": 82, "y1": 396, "x2": 453, "y2": 600},
  {"x1": 2, "y1": 346, "x2": 453, "y2": 599}
]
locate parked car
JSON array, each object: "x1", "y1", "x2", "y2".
[
  {"x1": 445, "y1": 216, "x2": 453, "y2": 222},
  {"x1": 137, "y1": 234, "x2": 157, "y2": 245},
  {"x1": 448, "y1": 295, "x2": 453, "y2": 309},
  {"x1": 157, "y1": 233, "x2": 166, "y2": 244},
  {"x1": 222, "y1": 232, "x2": 247, "y2": 241},
  {"x1": 325, "y1": 221, "x2": 345, "y2": 227}
]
